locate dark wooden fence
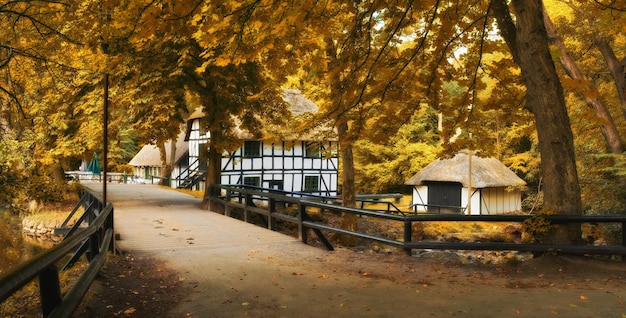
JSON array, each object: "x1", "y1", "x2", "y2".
[
  {"x1": 208, "y1": 184, "x2": 626, "y2": 257},
  {"x1": 0, "y1": 188, "x2": 114, "y2": 318}
]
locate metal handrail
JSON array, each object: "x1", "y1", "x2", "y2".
[{"x1": 0, "y1": 188, "x2": 114, "y2": 317}]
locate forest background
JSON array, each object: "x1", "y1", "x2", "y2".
[{"x1": 0, "y1": 0, "x2": 625, "y2": 244}]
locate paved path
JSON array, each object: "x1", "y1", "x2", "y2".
[
  {"x1": 87, "y1": 184, "x2": 626, "y2": 318},
  {"x1": 87, "y1": 184, "x2": 353, "y2": 317}
]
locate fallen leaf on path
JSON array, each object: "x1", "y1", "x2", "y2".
[
  {"x1": 318, "y1": 274, "x2": 329, "y2": 279},
  {"x1": 242, "y1": 302, "x2": 250, "y2": 306},
  {"x1": 580, "y1": 295, "x2": 587, "y2": 301},
  {"x1": 124, "y1": 307, "x2": 136, "y2": 315}
]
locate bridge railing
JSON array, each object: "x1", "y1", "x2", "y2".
[
  {"x1": 208, "y1": 184, "x2": 626, "y2": 257},
  {"x1": 0, "y1": 187, "x2": 114, "y2": 318}
]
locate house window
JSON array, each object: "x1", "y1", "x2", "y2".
[
  {"x1": 303, "y1": 176, "x2": 320, "y2": 192},
  {"x1": 243, "y1": 140, "x2": 261, "y2": 158},
  {"x1": 305, "y1": 142, "x2": 321, "y2": 158},
  {"x1": 243, "y1": 176, "x2": 261, "y2": 187}
]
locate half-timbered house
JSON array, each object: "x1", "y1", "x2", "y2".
[{"x1": 182, "y1": 89, "x2": 339, "y2": 195}]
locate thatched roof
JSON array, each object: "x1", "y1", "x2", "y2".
[
  {"x1": 282, "y1": 88, "x2": 318, "y2": 115},
  {"x1": 405, "y1": 152, "x2": 526, "y2": 188},
  {"x1": 185, "y1": 89, "x2": 332, "y2": 141},
  {"x1": 129, "y1": 131, "x2": 188, "y2": 167}
]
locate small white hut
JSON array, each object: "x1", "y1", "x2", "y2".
[
  {"x1": 128, "y1": 131, "x2": 189, "y2": 184},
  {"x1": 405, "y1": 152, "x2": 526, "y2": 215}
]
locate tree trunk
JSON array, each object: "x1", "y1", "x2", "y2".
[
  {"x1": 494, "y1": 0, "x2": 582, "y2": 244},
  {"x1": 324, "y1": 30, "x2": 359, "y2": 245},
  {"x1": 593, "y1": 38, "x2": 626, "y2": 120},
  {"x1": 543, "y1": 12, "x2": 624, "y2": 154},
  {"x1": 158, "y1": 143, "x2": 171, "y2": 186},
  {"x1": 336, "y1": 120, "x2": 358, "y2": 245},
  {"x1": 202, "y1": 131, "x2": 223, "y2": 208}
]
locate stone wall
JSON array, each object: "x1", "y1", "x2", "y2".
[{"x1": 22, "y1": 218, "x2": 74, "y2": 243}]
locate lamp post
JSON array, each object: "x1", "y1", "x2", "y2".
[
  {"x1": 103, "y1": 73, "x2": 109, "y2": 204},
  {"x1": 467, "y1": 149, "x2": 472, "y2": 215}
]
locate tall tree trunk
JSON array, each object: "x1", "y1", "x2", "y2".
[
  {"x1": 336, "y1": 120, "x2": 358, "y2": 245},
  {"x1": 325, "y1": 33, "x2": 358, "y2": 245},
  {"x1": 168, "y1": 139, "x2": 176, "y2": 185},
  {"x1": 202, "y1": 130, "x2": 223, "y2": 208},
  {"x1": 494, "y1": 0, "x2": 582, "y2": 244},
  {"x1": 158, "y1": 143, "x2": 171, "y2": 186},
  {"x1": 593, "y1": 39, "x2": 626, "y2": 120},
  {"x1": 543, "y1": 12, "x2": 624, "y2": 154}
]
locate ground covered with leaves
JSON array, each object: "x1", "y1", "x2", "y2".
[
  {"x1": 75, "y1": 253, "x2": 187, "y2": 317},
  {"x1": 72, "y1": 248, "x2": 626, "y2": 318}
]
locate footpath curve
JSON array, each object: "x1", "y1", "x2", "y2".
[{"x1": 86, "y1": 184, "x2": 626, "y2": 317}]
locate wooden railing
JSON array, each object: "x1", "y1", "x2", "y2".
[
  {"x1": 208, "y1": 184, "x2": 626, "y2": 257},
  {"x1": 0, "y1": 188, "x2": 114, "y2": 318}
]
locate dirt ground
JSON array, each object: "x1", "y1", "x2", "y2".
[{"x1": 75, "y1": 249, "x2": 626, "y2": 318}]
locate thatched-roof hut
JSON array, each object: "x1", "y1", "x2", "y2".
[
  {"x1": 129, "y1": 131, "x2": 189, "y2": 183},
  {"x1": 405, "y1": 152, "x2": 526, "y2": 215}
]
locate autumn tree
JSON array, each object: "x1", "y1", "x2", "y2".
[
  {"x1": 539, "y1": 1, "x2": 626, "y2": 218},
  {"x1": 0, "y1": 0, "x2": 87, "y2": 210},
  {"x1": 492, "y1": 0, "x2": 582, "y2": 243}
]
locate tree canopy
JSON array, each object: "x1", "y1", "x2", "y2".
[{"x1": 0, "y1": 0, "x2": 625, "y2": 245}]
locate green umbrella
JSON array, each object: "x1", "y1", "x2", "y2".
[{"x1": 87, "y1": 153, "x2": 101, "y2": 175}]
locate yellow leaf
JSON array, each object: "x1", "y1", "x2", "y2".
[
  {"x1": 124, "y1": 307, "x2": 136, "y2": 315},
  {"x1": 215, "y1": 56, "x2": 230, "y2": 67}
]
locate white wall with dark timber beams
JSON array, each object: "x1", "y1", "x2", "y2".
[{"x1": 220, "y1": 140, "x2": 338, "y2": 196}]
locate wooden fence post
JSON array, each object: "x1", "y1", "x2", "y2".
[
  {"x1": 225, "y1": 190, "x2": 231, "y2": 217},
  {"x1": 403, "y1": 220, "x2": 412, "y2": 256},
  {"x1": 298, "y1": 203, "x2": 307, "y2": 244},
  {"x1": 268, "y1": 198, "x2": 276, "y2": 230},
  {"x1": 39, "y1": 266, "x2": 62, "y2": 317}
]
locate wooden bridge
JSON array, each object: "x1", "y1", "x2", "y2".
[{"x1": 2, "y1": 183, "x2": 626, "y2": 317}]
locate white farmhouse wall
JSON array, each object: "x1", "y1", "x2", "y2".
[
  {"x1": 411, "y1": 185, "x2": 428, "y2": 213},
  {"x1": 460, "y1": 187, "x2": 481, "y2": 215},
  {"x1": 479, "y1": 187, "x2": 522, "y2": 215},
  {"x1": 220, "y1": 140, "x2": 338, "y2": 195},
  {"x1": 411, "y1": 185, "x2": 521, "y2": 215}
]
